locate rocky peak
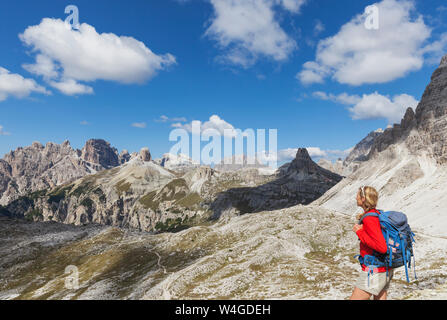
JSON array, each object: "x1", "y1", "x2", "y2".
[
  {"x1": 344, "y1": 129, "x2": 383, "y2": 164},
  {"x1": 31, "y1": 141, "x2": 44, "y2": 149},
  {"x1": 81, "y1": 139, "x2": 119, "y2": 168},
  {"x1": 119, "y1": 150, "x2": 131, "y2": 164},
  {"x1": 296, "y1": 148, "x2": 311, "y2": 160},
  {"x1": 440, "y1": 54, "x2": 447, "y2": 68},
  {"x1": 0, "y1": 159, "x2": 12, "y2": 176},
  {"x1": 401, "y1": 107, "x2": 416, "y2": 130},
  {"x1": 157, "y1": 153, "x2": 200, "y2": 172},
  {"x1": 280, "y1": 148, "x2": 342, "y2": 182},
  {"x1": 365, "y1": 52, "x2": 447, "y2": 164},
  {"x1": 415, "y1": 54, "x2": 447, "y2": 126},
  {"x1": 285, "y1": 148, "x2": 318, "y2": 174},
  {"x1": 139, "y1": 148, "x2": 152, "y2": 162},
  {"x1": 0, "y1": 138, "x2": 134, "y2": 205},
  {"x1": 62, "y1": 140, "x2": 71, "y2": 148},
  {"x1": 212, "y1": 147, "x2": 342, "y2": 216}
]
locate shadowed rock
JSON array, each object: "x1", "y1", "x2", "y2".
[
  {"x1": 81, "y1": 139, "x2": 120, "y2": 168},
  {"x1": 210, "y1": 148, "x2": 342, "y2": 218}
]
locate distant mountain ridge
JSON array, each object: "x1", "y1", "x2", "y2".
[
  {"x1": 210, "y1": 148, "x2": 342, "y2": 218},
  {"x1": 154, "y1": 153, "x2": 200, "y2": 173},
  {"x1": 0, "y1": 139, "x2": 139, "y2": 205},
  {"x1": 317, "y1": 129, "x2": 384, "y2": 176},
  {"x1": 1, "y1": 147, "x2": 342, "y2": 232}
]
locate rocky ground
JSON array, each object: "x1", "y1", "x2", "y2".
[{"x1": 1, "y1": 205, "x2": 446, "y2": 300}]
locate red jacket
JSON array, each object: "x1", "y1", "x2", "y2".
[{"x1": 356, "y1": 209, "x2": 388, "y2": 273}]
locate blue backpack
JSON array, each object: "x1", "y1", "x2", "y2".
[{"x1": 355, "y1": 210, "x2": 417, "y2": 283}]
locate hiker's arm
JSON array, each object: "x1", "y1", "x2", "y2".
[{"x1": 356, "y1": 217, "x2": 387, "y2": 254}]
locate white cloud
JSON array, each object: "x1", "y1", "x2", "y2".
[
  {"x1": 0, "y1": 125, "x2": 11, "y2": 136},
  {"x1": 205, "y1": 0, "x2": 303, "y2": 67},
  {"x1": 312, "y1": 91, "x2": 362, "y2": 105},
  {"x1": 80, "y1": 120, "x2": 90, "y2": 126},
  {"x1": 0, "y1": 67, "x2": 49, "y2": 102},
  {"x1": 313, "y1": 20, "x2": 325, "y2": 36},
  {"x1": 131, "y1": 122, "x2": 147, "y2": 129},
  {"x1": 19, "y1": 18, "x2": 176, "y2": 95},
  {"x1": 421, "y1": 32, "x2": 447, "y2": 65},
  {"x1": 298, "y1": 0, "x2": 435, "y2": 85},
  {"x1": 297, "y1": 61, "x2": 329, "y2": 85},
  {"x1": 306, "y1": 147, "x2": 328, "y2": 158},
  {"x1": 23, "y1": 54, "x2": 59, "y2": 79},
  {"x1": 172, "y1": 115, "x2": 240, "y2": 137},
  {"x1": 349, "y1": 92, "x2": 418, "y2": 124},
  {"x1": 275, "y1": 0, "x2": 307, "y2": 13},
  {"x1": 48, "y1": 79, "x2": 93, "y2": 96},
  {"x1": 155, "y1": 115, "x2": 187, "y2": 123},
  {"x1": 313, "y1": 91, "x2": 419, "y2": 124}
]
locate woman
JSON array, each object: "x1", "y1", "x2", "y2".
[{"x1": 350, "y1": 186, "x2": 392, "y2": 300}]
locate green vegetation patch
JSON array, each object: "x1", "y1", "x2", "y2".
[
  {"x1": 29, "y1": 189, "x2": 47, "y2": 200},
  {"x1": 115, "y1": 180, "x2": 132, "y2": 194},
  {"x1": 139, "y1": 191, "x2": 159, "y2": 211},
  {"x1": 71, "y1": 181, "x2": 95, "y2": 197},
  {"x1": 93, "y1": 188, "x2": 107, "y2": 203},
  {"x1": 25, "y1": 208, "x2": 43, "y2": 221},
  {"x1": 175, "y1": 192, "x2": 203, "y2": 209},
  {"x1": 47, "y1": 184, "x2": 75, "y2": 204},
  {"x1": 160, "y1": 179, "x2": 188, "y2": 201},
  {"x1": 80, "y1": 198, "x2": 94, "y2": 211},
  {"x1": 14, "y1": 195, "x2": 34, "y2": 207},
  {"x1": 155, "y1": 217, "x2": 191, "y2": 233}
]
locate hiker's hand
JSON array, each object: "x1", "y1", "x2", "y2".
[{"x1": 353, "y1": 224, "x2": 363, "y2": 233}]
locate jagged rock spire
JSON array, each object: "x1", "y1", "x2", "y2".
[
  {"x1": 441, "y1": 54, "x2": 447, "y2": 68},
  {"x1": 139, "y1": 148, "x2": 152, "y2": 162},
  {"x1": 81, "y1": 139, "x2": 120, "y2": 168}
]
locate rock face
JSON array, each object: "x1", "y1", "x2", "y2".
[
  {"x1": 210, "y1": 148, "x2": 342, "y2": 218},
  {"x1": 2, "y1": 155, "x2": 277, "y2": 232},
  {"x1": 139, "y1": 148, "x2": 152, "y2": 162},
  {"x1": 366, "y1": 54, "x2": 447, "y2": 164},
  {"x1": 345, "y1": 129, "x2": 383, "y2": 163},
  {"x1": 318, "y1": 129, "x2": 384, "y2": 177},
  {"x1": 0, "y1": 139, "x2": 128, "y2": 205},
  {"x1": 413, "y1": 54, "x2": 447, "y2": 164},
  {"x1": 441, "y1": 54, "x2": 447, "y2": 68},
  {"x1": 81, "y1": 139, "x2": 120, "y2": 168},
  {"x1": 2, "y1": 148, "x2": 340, "y2": 233},
  {"x1": 119, "y1": 150, "x2": 131, "y2": 164},
  {"x1": 214, "y1": 155, "x2": 270, "y2": 172},
  {"x1": 155, "y1": 153, "x2": 200, "y2": 173},
  {"x1": 315, "y1": 54, "x2": 447, "y2": 237},
  {"x1": 280, "y1": 149, "x2": 340, "y2": 178},
  {"x1": 317, "y1": 158, "x2": 345, "y2": 176}
]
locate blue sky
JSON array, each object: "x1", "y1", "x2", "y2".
[{"x1": 0, "y1": 0, "x2": 446, "y2": 164}]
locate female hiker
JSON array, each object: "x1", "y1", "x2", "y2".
[{"x1": 350, "y1": 186, "x2": 392, "y2": 300}]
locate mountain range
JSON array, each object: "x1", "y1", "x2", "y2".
[{"x1": 1, "y1": 54, "x2": 447, "y2": 300}]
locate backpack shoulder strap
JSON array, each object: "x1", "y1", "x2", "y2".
[{"x1": 359, "y1": 212, "x2": 379, "y2": 224}]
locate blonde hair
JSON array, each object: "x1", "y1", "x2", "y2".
[{"x1": 357, "y1": 186, "x2": 379, "y2": 220}]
